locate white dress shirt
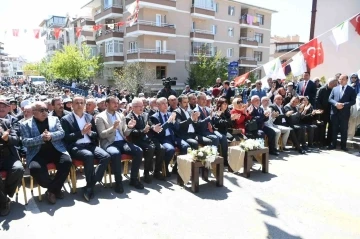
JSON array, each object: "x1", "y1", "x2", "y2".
[
  {"x1": 276, "y1": 104, "x2": 286, "y2": 123},
  {"x1": 74, "y1": 113, "x2": 91, "y2": 144},
  {"x1": 180, "y1": 107, "x2": 195, "y2": 133},
  {"x1": 107, "y1": 112, "x2": 124, "y2": 141}
]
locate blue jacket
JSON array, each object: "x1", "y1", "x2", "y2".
[{"x1": 328, "y1": 85, "x2": 356, "y2": 116}]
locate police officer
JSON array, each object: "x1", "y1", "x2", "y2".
[{"x1": 0, "y1": 99, "x2": 24, "y2": 216}]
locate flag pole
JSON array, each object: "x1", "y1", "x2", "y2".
[{"x1": 244, "y1": 11, "x2": 360, "y2": 76}]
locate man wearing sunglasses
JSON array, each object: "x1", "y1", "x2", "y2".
[{"x1": 20, "y1": 102, "x2": 72, "y2": 204}]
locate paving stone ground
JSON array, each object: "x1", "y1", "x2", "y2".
[{"x1": 1, "y1": 148, "x2": 360, "y2": 239}]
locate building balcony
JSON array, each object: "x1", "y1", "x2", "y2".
[
  {"x1": 0, "y1": 46, "x2": 3, "y2": 50},
  {"x1": 1, "y1": 63, "x2": 8, "y2": 67},
  {"x1": 0, "y1": 51, "x2": 7, "y2": 56},
  {"x1": 95, "y1": 29, "x2": 124, "y2": 44},
  {"x1": 126, "y1": 48, "x2": 176, "y2": 63},
  {"x1": 126, "y1": 20, "x2": 176, "y2": 37},
  {"x1": 94, "y1": 4, "x2": 123, "y2": 23},
  {"x1": 127, "y1": 0, "x2": 176, "y2": 11},
  {"x1": 104, "y1": 56, "x2": 124, "y2": 64},
  {"x1": 190, "y1": 29, "x2": 214, "y2": 43},
  {"x1": 191, "y1": 4, "x2": 215, "y2": 19},
  {"x1": 239, "y1": 37, "x2": 259, "y2": 48},
  {"x1": 189, "y1": 53, "x2": 213, "y2": 62},
  {"x1": 239, "y1": 18, "x2": 259, "y2": 28},
  {"x1": 1, "y1": 69, "x2": 9, "y2": 73},
  {"x1": 239, "y1": 57, "x2": 258, "y2": 67},
  {"x1": 0, "y1": 58, "x2": 5, "y2": 61},
  {"x1": 82, "y1": 40, "x2": 97, "y2": 46},
  {"x1": 81, "y1": 19, "x2": 96, "y2": 27},
  {"x1": 81, "y1": 31, "x2": 94, "y2": 37}
]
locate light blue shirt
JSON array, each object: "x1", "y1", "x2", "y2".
[
  {"x1": 107, "y1": 112, "x2": 124, "y2": 141},
  {"x1": 160, "y1": 112, "x2": 171, "y2": 136}
]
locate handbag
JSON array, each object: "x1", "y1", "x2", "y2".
[{"x1": 245, "y1": 119, "x2": 258, "y2": 132}]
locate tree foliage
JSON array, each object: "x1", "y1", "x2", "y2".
[
  {"x1": 114, "y1": 62, "x2": 156, "y2": 95},
  {"x1": 186, "y1": 50, "x2": 228, "y2": 88},
  {"x1": 23, "y1": 63, "x2": 39, "y2": 72},
  {"x1": 49, "y1": 44, "x2": 101, "y2": 80}
]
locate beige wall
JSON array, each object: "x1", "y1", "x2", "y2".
[
  {"x1": 311, "y1": 0, "x2": 360, "y2": 78},
  {"x1": 215, "y1": 0, "x2": 241, "y2": 22}
]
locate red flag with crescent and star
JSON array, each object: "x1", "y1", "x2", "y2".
[
  {"x1": 76, "y1": 27, "x2": 82, "y2": 38},
  {"x1": 350, "y1": 14, "x2": 360, "y2": 35},
  {"x1": 299, "y1": 39, "x2": 324, "y2": 70},
  {"x1": 234, "y1": 72, "x2": 250, "y2": 86}
]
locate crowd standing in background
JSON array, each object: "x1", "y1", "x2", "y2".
[{"x1": 0, "y1": 71, "x2": 359, "y2": 216}]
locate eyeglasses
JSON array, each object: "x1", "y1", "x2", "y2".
[
  {"x1": 257, "y1": 83, "x2": 262, "y2": 85},
  {"x1": 236, "y1": 100, "x2": 242, "y2": 104},
  {"x1": 36, "y1": 108, "x2": 48, "y2": 113}
]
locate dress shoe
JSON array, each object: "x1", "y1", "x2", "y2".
[
  {"x1": 171, "y1": 167, "x2": 178, "y2": 174},
  {"x1": 45, "y1": 190, "x2": 56, "y2": 204},
  {"x1": 114, "y1": 182, "x2": 124, "y2": 194},
  {"x1": 269, "y1": 151, "x2": 280, "y2": 156},
  {"x1": 327, "y1": 146, "x2": 335, "y2": 150},
  {"x1": 83, "y1": 187, "x2": 92, "y2": 202},
  {"x1": 0, "y1": 198, "x2": 11, "y2": 217},
  {"x1": 166, "y1": 169, "x2": 171, "y2": 177},
  {"x1": 341, "y1": 147, "x2": 348, "y2": 152},
  {"x1": 143, "y1": 174, "x2": 152, "y2": 184},
  {"x1": 90, "y1": 188, "x2": 95, "y2": 199},
  {"x1": 153, "y1": 171, "x2": 165, "y2": 181},
  {"x1": 54, "y1": 190, "x2": 64, "y2": 199},
  {"x1": 129, "y1": 179, "x2": 144, "y2": 190},
  {"x1": 298, "y1": 149, "x2": 306, "y2": 154}
]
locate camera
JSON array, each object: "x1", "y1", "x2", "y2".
[{"x1": 162, "y1": 77, "x2": 177, "y2": 88}]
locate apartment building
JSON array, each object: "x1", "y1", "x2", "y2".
[
  {"x1": 5, "y1": 55, "x2": 27, "y2": 76},
  {"x1": 311, "y1": 0, "x2": 360, "y2": 78},
  {"x1": 81, "y1": 0, "x2": 275, "y2": 88},
  {"x1": 39, "y1": 16, "x2": 67, "y2": 58},
  {"x1": 0, "y1": 42, "x2": 9, "y2": 77},
  {"x1": 269, "y1": 35, "x2": 304, "y2": 62}
]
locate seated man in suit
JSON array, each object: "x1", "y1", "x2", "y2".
[
  {"x1": 49, "y1": 97, "x2": 70, "y2": 120},
  {"x1": 269, "y1": 95, "x2": 305, "y2": 154},
  {"x1": 328, "y1": 74, "x2": 356, "y2": 151},
  {"x1": 61, "y1": 96, "x2": 111, "y2": 202},
  {"x1": 20, "y1": 102, "x2": 72, "y2": 204},
  {"x1": 174, "y1": 95, "x2": 213, "y2": 149},
  {"x1": 248, "y1": 95, "x2": 279, "y2": 156},
  {"x1": 283, "y1": 96, "x2": 308, "y2": 152},
  {"x1": 150, "y1": 97, "x2": 190, "y2": 177},
  {"x1": 126, "y1": 98, "x2": 165, "y2": 183},
  {"x1": 0, "y1": 100, "x2": 24, "y2": 216},
  {"x1": 193, "y1": 93, "x2": 228, "y2": 162},
  {"x1": 95, "y1": 96, "x2": 143, "y2": 194}
]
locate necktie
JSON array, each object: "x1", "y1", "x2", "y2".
[
  {"x1": 341, "y1": 86, "x2": 345, "y2": 97},
  {"x1": 302, "y1": 81, "x2": 307, "y2": 96},
  {"x1": 202, "y1": 108, "x2": 207, "y2": 117},
  {"x1": 202, "y1": 108, "x2": 213, "y2": 133},
  {"x1": 164, "y1": 113, "x2": 168, "y2": 122}
]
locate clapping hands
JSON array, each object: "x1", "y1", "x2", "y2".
[
  {"x1": 1, "y1": 129, "x2": 10, "y2": 142},
  {"x1": 42, "y1": 129, "x2": 52, "y2": 142}
]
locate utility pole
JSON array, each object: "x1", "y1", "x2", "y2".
[{"x1": 309, "y1": 0, "x2": 318, "y2": 40}]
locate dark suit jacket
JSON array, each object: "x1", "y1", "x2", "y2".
[
  {"x1": 149, "y1": 111, "x2": 178, "y2": 141},
  {"x1": 50, "y1": 110, "x2": 71, "y2": 120},
  {"x1": 193, "y1": 106, "x2": 213, "y2": 136},
  {"x1": 221, "y1": 87, "x2": 235, "y2": 104},
  {"x1": 173, "y1": 107, "x2": 196, "y2": 138},
  {"x1": 0, "y1": 119, "x2": 20, "y2": 166},
  {"x1": 61, "y1": 112, "x2": 98, "y2": 150},
  {"x1": 269, "y1": 104, "x2": 287, "y2": 126},
  {"x1": 328, "y1": 85, "x2": 356, "y2": 117},
  {"x1": 316, "y1": 85, "x2": 332, "y2": 114},
  {"x1": 125, "y1": 112, "x2": 150, "y2": 143},
  {"x1": 249, "y1": 106, "x2": 268, "y2": 129},
  {"x1": 296, "y1": 80, "x2": 317, "y2": 105}
]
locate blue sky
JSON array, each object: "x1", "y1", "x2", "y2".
[{"x1": 0, "y1": 0, "x2": 312, "y2": 62}]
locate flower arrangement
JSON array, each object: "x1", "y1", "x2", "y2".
[
  {"x1": 239, "y1": 138, "x2": 264, "y2": 151},
  {"x1": 188, "y1": 146, "x2": 218, "y2": 162}
]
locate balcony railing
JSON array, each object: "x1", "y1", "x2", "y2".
[
  {"x1": 95, "y1": 28, "x2": 124, "y2": 40},
  {"x1": 239, "y1": 37, "x2": 259, "y2": 47},
  {"x1": 95, "y1": 3, "x2": 122, "y2": 16},
  {"x1": 239, "y1": 57, "x2": 258, "y2": 66},
  {"x1": 192, "y1": 3, "x2": 215, "y2": 11},
  {"x1": 127, "y1": 48, "x2": 176, "y2": 54},
  {"x1": 133, "y1": 20, "x2": 176, "y2": 28},
  {"x1": 190, "y1": 29, "x2": 214, "y2": 40},
  {"x1": 239, "y1": 17, "x2": 260, "y2": 27},
  {"x1": 190, "y1": 4, "x2": 215, "y2": 18}
]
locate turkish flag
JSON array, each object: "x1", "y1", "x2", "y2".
[
  {"x1": 12, "y1": 29, "x2": 19, "y2": 37},
  {"x1": 300, "y1": 39, "x2": 324, "y2": 69},
  {"x1": 54, "y1": 28, "x2": 61, "y2": 39},
  {"x1": 76, "y1": 27, "x2": 82, "y2": 37},
  {"x1": 350, "y1": 14, "x2": 360, "y2": 35},
  {"x1": 116, "y1": 22, "x2": 125, "y2": 27},
  {"x1": 234, "y1": 72, "x2": 249, "y2": 87},
  {"x1": 33, "y1": 29, "x2": 40, "y2": 39},
  {"x1": 93, "y1": 25, "x2": 102, "y2": 31}
]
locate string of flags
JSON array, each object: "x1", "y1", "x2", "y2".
[
  {"x1": 234, "y1": 12, "x2": 360, "y2": 86},
  {"x1": 2, "y1": 0, "x2": 139, "y2": 40}
]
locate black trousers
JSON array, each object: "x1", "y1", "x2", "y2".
[
  {"x1": 331, "y1": 113, "x2": 349, "y2": 148},
  {"x1": 70, "y1": 143, "x2": 110, "y2": 188},
  {"x1": 0, "y1": 157, "x2": 24, "y2": 203},
  {"x1": 291, "y1": 125, "x2": 306, "y2": 146},
  {"x1": 29, "y1": 151, "x2": 72, "y2": 194},
  {"x1": 133, "y1": 140, "x2": 155, "y2": 174},
  {"x1": 151, "y1": 138, "x2": 165, "y2": 172},
  {"x1": 302, "y1": 124, "x2": 317, "y2": 145}
]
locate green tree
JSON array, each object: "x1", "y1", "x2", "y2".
[
  {"x1": 114, "y1": 62, "x2": 156, "y2": 95},
  {"x1": 38, "y1": 58, "x2": 53, "y2": 80},
  {"x1": 186, "y1": 50, "x2": 228, "y2": 88},
  {"x1": 49, "y1": 45, "x2": 101, "y2": 80},
  {"x1": 23, "y1": 63, "x2": 39, "y2": 72}
]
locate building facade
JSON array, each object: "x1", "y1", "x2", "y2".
[
  {"x1": 269, "y1": 35, "x2": 303, "y2": 63},
  {"x1": 39, "y1": 16, "x2": 67, "y2": 58},
  {"x1": 311, "y1": 0, "x2": 360, "y2": 78},
  {"x1": 0, "y1": 42, "x2": 9, "y2": 77},
  {"x1": 79, "y1": 0, "x2": 275, "y2": 89},
  {"x1": 5, "y1": 55, "x2": 27, "y2": 77}
]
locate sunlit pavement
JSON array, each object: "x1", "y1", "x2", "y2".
[{"x1": 1, "y1": 148, "x2": 360, "y2": 239}]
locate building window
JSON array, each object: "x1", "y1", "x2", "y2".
[
  {"x1": 256, "y1": 14, "x2": 264, "y2": 25},
  {"x1": 254, "y1": 51, "x2": 262, "y2": 61},
  {"x1": 213, "y1": 46, "x2": 217, "y2": 56},
  {"x1": 156, "y1": 66, "x2": 166, "y2": 79},
  {"x1": 212, "y1": 25, "x2": 217, "y2": 34},
  {"x1": 228, "y1": 6, "x2": 235, "y2": 16},
  {"x1": 228, "y1": 27, "x2": 234, "y2": 37},
  {"x1": 105, "y1": 40, "x2": 123, "y2": 56},
  {"x1": 215, "y1": 3, "x2": 219, "y2": 12},
  {"x1": 227, "y1": 48, "x2": 233, "y2": 57},
  {"x1": 191, "y1": 42, "x2": 213, "y2": 56},
  {"x1": 193, "y1": 0, "x2": 215, "y2": 11},
  {"x1": 104, "y1": 0, "x2": 114, "y2": 9},
  {"x1": 129, "y1": 41, "x2": 137, "y2": 53},
  {"x1": 254, "y1": 33, "x2": 263, "y2": 43},
  {"x1": 90, "y1": 47, "x2": 97, "y2": 57}
]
